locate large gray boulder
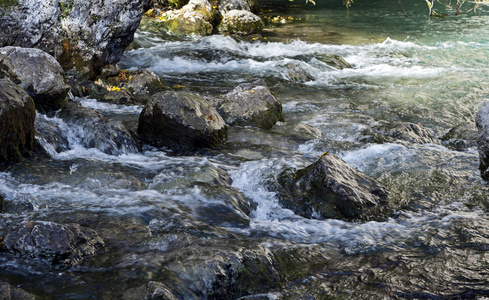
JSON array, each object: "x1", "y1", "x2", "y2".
[
  {"x1": 476, "y1": 103, "x2": 489, "y2": 180},
  {"x1": 0, "y1": 78, "x2": 36, "y2": 165},
  {"x1": 58, "y1": 101, "x2": 140, "y2": 155},
  {"x1": 217, "y1": 79, "x2": 284, "y2": 130},
  {"x1": 138, "y1": 91, "x2": 228, "y2": 152},
  {"x1": 0, "y1": 47, "x2": 69, "y2": 113},
  {"x1": 2, "y1": 221, "x2": 104, "y2": 269},
  {"x1": 278, "y1": 152, "x2": 390, "y2": 221},
  {"x1": 441, "y1": 122, "x2": 478, "y2": 151},
  {"x1": 0, "y1": 0, "x2": 151, "y2": 75}
]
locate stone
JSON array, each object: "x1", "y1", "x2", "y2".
[
  {"x1": 0, "y1": 78, "x2": 36, "y2": 165},
  {"x1": 217, "y1": 79, "x2": 284, "y2": 130},
  {"x1": 138, "y1": 91, "x2": 228, "y2": 152},
  {"x1": 218, "y1": 10, "x2": 264, "y2": 35},
  {"x1": 0, "y1": 282, "x2": 35, "y2": 300},
  {"x1": 219, "y1": 0, "x2": 251, "y2": 13},
  {"x1": 0, "y1": 194, "x2": 4, "y2": 212},
  {"x1": 277, "y1": 152, "x2": 390, "y2": 221},
  {"x1": 0, "y1": 47, "x2": 70, "y2": 113},
  {"x1": 157, "y1": 0, "x2": 217, "y2": 36},
  {"x1": 2, "y1": 220, "x2": 104, "y2": 269},
  {"x1": 317, "y1": 54, "x2": 353, "y2": 70},
  {"x1": 0, "y1": 0, "x2": 152, "y2": 75},
  {"x1": 58, "y1": 101, "x2": 140, "y2": 155},
  {"x1": 476, "y1": 103, "x2": 489, "y2": 180},
  {"x1": 440, "y1": 122, "x2": 478, "y2": 151},
  {"x1": 365, "y1": 121, "x2": 435, "y2": 144},
  {"x1": 280, "y1": 61, "x2": 317, "y2": 83}
]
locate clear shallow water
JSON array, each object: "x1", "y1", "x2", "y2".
[{"x1": 2, "y1": 1, "x2": 489, "y2": 298}]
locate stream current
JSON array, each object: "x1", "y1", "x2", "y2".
[{"x1": 1, "y1": 0, "x2": 489, "y2": 298}]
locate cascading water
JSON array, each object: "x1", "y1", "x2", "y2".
[{"x1": 2, "y1": 0, "x2": 489, "y2": 298}]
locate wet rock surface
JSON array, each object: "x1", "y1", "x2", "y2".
[
  {"x1": 277, "y1": 152, "x2": 391, "y2": 221},
  {"x1": 441, "y1": 122, "x2": 478, "y2": 151},
  {"x1": 0, "y1": 0, "x2": 152, "y2": 74},
  {"x1": 0, "y1": 78, "x2": 36, "y2": 165},
  {"x1": 0, "y1": 47, "x2": 69, "y2": 113},
  {"x1": 158, "y1": 0, "x2": 217, "y2": 36},
  {"x1": 0, "y1": 281, "x2": 35, "y2": 300},
  {"x1": 2, "y1": 221, "x2": 104, "y2": 269},
  {"x1": 138, "y1": 91, "x2": 228, "y2": 152},
  {"x1": 217, "y1": 79, "x2": 284, "y2": 130},
  {"x1": 476, "y1": 103, "x2": 489, "y2": 180},
  {"x1": 363, "y1": 121, "x2": 435, "y2": 144},
  {"x1": 58, "y1": 101, "x2": 140, "y2": 155}
]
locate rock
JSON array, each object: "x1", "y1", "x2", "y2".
[
  {"x1": 58, "y1": 101, "x2": 140, "y2": 155},
  {"x1": 165, "y1": 241, "x2": 284, "y2": 298},
  {"x1": 102, "y1": 90, "x2": 137, "y2": 105},
  {"x1": 2, "y1": 220, "x2": 104, "y2": 269},
  {"x1": 364, "y1": 121, "x2": 435, "y2": 144},
  {"x1": 0, "y1": 0, "x2": 151, "y2": 75},
  {"x1": 277, "y1": 152, "x2": 390, "y2": 221},
  {"x1": 317, "y1": 54, "x2": 353, "y2": 70},
  {"x1": 476, "y1": 103, "x2": 489, "y2": 180},
  {"x1": 217, "y1": 79, "x2": 284, "y2": 130},
  {"x1": 440, "y1": 122, "x2": 478, "y2": 151},
  {"x1": 219, "y1": 0, "x2": 251, "y2": 13},
  {"x1": 138, "y1": 91, "x2": 228, "y2": 152},
  {"x1": 0, "y1": 78, "x2": 36, "y2": 166},
  {"x1": 122, "y1": 281, "x2": 180, "y2": 300},
  {"x1": 158, "y1": 0, "x2": 217, "y2": 36},
  {"x1": 0, "y1": 47, "x2": 70, "y2": 113},
  {"x1": 218, "y1": 10, "x2": 264, "y2": 35},
  {"x1": 0, "y1": 194, "x2": 4, "y2": 212},
  {"x1": 35, "y1": 115, "x2": 70, "y2": 156},
  {"x1": 0, "y1": 282, "x2": 35, "y2": 300},
  {"x1": 103, "y1": 69, "x2": 168, "y2": 104},
  {"x1": 280, "y1": 61, "x2": 317, "y2": 83}
]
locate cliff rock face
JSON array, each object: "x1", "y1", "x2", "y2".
[{"x1": 0, "y1": 0, "x2": 152, "y2": 75}]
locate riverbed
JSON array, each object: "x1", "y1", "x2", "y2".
[{"x1": 1, "y1": 0, "x2": 489, "y2": 298}]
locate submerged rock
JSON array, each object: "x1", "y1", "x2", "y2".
[
  {"x1": 440, "y1": 122, "x2": 478, "y2": 151},
  {"x1": 0, "y1": 0, "x2": 152, "y2": 75},
  {"x1": 0, "y1": 47, "x2": 69, "y2": 113},
  {"x1": 35, "y1": 115, "x2": 70, "y2": 156},
  {"x1": 217, "y1": 79, "x2": 284, "y2": 130},
  {"x1": 0, "y1": 282, "x2": 35, "y2": 300},
  {"x1": 317, "y1": 54, "x2": 353, "y2": 70},
  {"x1": 158, "y1": 0, "x2": 217, "y2": 36},
  {"x1": 218, "y1": 9, "x2": 264, "y2": 35},
  {"x1": 138, "y1": 91, "x2": 228, "y2": 153},
  {"x1": 164, "y1": 241, "x2": 284, "y2": 298},
  {"x1": 278, "y1": 152, "x2": 390, "y2": 221},
  {"x1": 364, "y1": 121, "x2": 435, "y2": 144},
  {"x1": 58, "y1": 101, "x2": 140, "y2": 155},
  {"x1": 2, "y1": 220, "x2": 104, "y2": 269},
  {"x1": 280, "y1": 61, "x2": 317, "y2": 83},
  {"x1": 0, "y1": 78, "x2": 36, "y2": 166},
  {"x1": 476, "y1": 103, "x2": 489, "y2": 180}
]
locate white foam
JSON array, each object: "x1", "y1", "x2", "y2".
[{"x1": 77, "y1": 98, "x2": 143, "y2": 114}]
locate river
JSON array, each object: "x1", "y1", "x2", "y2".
[{"x1": 1, "y1": 0, "x2": 489, "y2": 298}]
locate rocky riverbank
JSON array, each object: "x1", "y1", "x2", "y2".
[{"x1": 1, "y1": 0, "x2": 489, "y2": 299}]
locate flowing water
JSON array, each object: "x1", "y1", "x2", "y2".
[{"x1": 2, "y1": 0, "x2": 489, "y2": 298}]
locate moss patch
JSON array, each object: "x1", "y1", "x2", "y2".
[{"x1": 0, "y1": 0, "x2": 18, "y2": 7}]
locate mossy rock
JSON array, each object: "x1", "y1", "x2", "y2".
[{"x1": 218, "y1": 10, "x2": 264, "y2": 35}]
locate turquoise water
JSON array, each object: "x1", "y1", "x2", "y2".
[{"x1": 1, "y1": 1, "x2": 489, "y2": 298}]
